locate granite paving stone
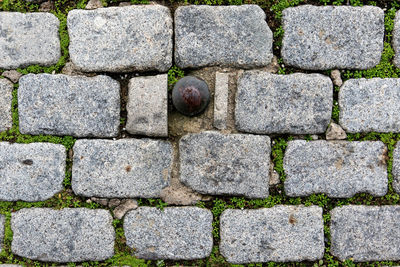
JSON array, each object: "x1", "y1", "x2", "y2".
[
  {"x1": 18, "y1": 74, "x2": 120, "y2": 137},
  {"x1": 0, "y1": 79, "x2": 13, "y2": 132},
  {"x1": 220, "y1": 206, "x2": 324, "y2": 263},
  {"x1": 175, "y1": 5, "x2": 273, "y2": 68},
  {"x1": 235, "y1": 71, "x2": 332, "y2": 134},
  {"x1": 331, "y1": 205, "x2": 400, "y2": 261},
  {"x1": 124, "y1": 207, "x2": 213, "y2": 260},
  {"x1": 284, "y1": 140, "x2": 387, "y2": 198},
  {"x1": 392, "y1": 10, "x2": 400, "y2": 67},
  {"x1": 72, "y1": 139, "x2": 173, "y2": 198},
  {"x1": 0, "y1": 12, "x2": 60, "y2": 69},
  {"x1": 213, "y1": 72, "x2": 229, "y2": 130},
  {"x1": 282, "y1": 5, "x2": 384, "y2": 70},
  {"x1": 0, "y1": 142, "x2": 66, "y2": 201},
  {"x1": 126, "y1": 74, "x2": 168, "y2": 137},
  {"x1": 0, "y1": 215, "x2": 4, "y2": 254},
  {"x1": 179, "y1": 131, "x2": 271, "y2": 198},
  {"x1": 391, "y1": 142, "x2": 400, "y2": 193},
  {"x1": 11, "y1": 208, "x2": 115, "y2": 262},
  {"x1": 339, "y1": 78, "x2": 400, "y2": 133},
  {"x1": 68, "y1": 6, "x2": 172, "y2": 72}
]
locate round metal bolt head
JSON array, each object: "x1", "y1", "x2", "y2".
[{"x1": 172, "y1": 76, "x2": 210, "y2": 116}]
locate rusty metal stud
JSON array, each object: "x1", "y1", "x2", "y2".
[{"x1": 172, "y1": 76, "x2": 210, "y2": 116}]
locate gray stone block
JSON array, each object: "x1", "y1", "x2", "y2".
[
  {"x1": 392, "y1": 142, "x2": 400, "y2": 193},
  {"x1": 68, "y1": 6, "x2": 172, "y2": 72},
  {"x1": 0, "y1": 142, "x2": 66, "y2": 201},
  {"x1": 284, "y1": 140, "x2": 387, "y2": 198},
  {"x1": 18, "y1": 74, "x2": 120, "y2": 137},
  {"x1": 0, "y1": 79, "x2": 13, "y2": 132},
  {"x1": 72, "y1": 139, "x2": 173, "y2": 198},
  {"x1": 0, "y1": 214, "x2": 4, "y2": 253},
  {"x1": 179, "y1": 131, "x2": 270, "y2": 198},
  {"x1": 220, "y1": 206, "x2": 324, "y2": 263},
  {"x1": 339, "y1": 78, "x2": 400, "y2": 133},
  {"x1": 235, "y1": 71, "x2": 332, "y2": 134},
  {"x1": 213, "y1": 72, "x2": 229, "y2": 130},
  {"x1": 175, "y1": 5, "x2": 273, "y2": 69},
  {"x1": 282, "y1": 5, "x2": 384, "y2": 70},
  {"x1": 393, "y1": 10, "x2": 400, "y2": 68},
  {"x1": 331, "y1": 205, "x2": 400, "y2": 261},
  {"x1": 124, "y1": 207, "x2": 213, "y2": 260},
  {"x1": 11, "y1": 208, "x2": 115, "y2": 262},
  {"x1": 0, "y1": 12, "x2": 60, "y2": 69},
  {"x1": 126, "y1": 74, "x2": 168, "y2": 137}
]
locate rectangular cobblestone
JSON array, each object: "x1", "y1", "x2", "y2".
[
  {"x1": 331, "y1": 205, "x2": 400, "y2": 262},
  {"x1": 18, "y1": 74, "x2": 120, "y2": 137},
  {"x1": 11, "y1": 208, "x2": 114, "y2": 262},
  {"x1": 68, "y1": 6, "x2": 172, "y2": 72},
  {"x1": 0, "y1": 215, "x2": 4, "y2": 254},
  {"x1": 220, "y1": 206, "x2": 324, "y2": 263},
  {"x1": 282, "y1": 5, "x2": 384, "y2": 70},
  {"x1": 72, "y1": 139, "x2": 173, "y2": 198},
  {"x1": 284, "y1": 140, "x2": 387, "y2": 198},
  {"x1": 339, "y1": 78, "x2": 400, "y2": 133},
  {"x1": 235, "y1": 72, "x2": 332, "y2": 134},
  {"x1": 0, "y1": 12, "x2": 60, "y2": 69},
  {"x1": 0, "y1": 79, "x2": 13, "y2": 133},
  {"x1": 391, "y1": 142, "x2": 400, "y2": 193},
  {"x1": 175, "y1": 5, "x2": 273, "y2": 69},
  {"x1": 179, "y1": 131, "x2": 270, "y2": 198},
  {"x1": 213, "y1": 72, "x2": 229, "y2": 130},
  {"x1": 124, "y1": 207, "x2": 213, "y2": 260},
  {"x1": 126, "y1": 74, "x2": 168, "y2": 137},
  {"x1": 0, "y1": 142, "x2": 66, "y2": 201},
  {"x1": 392, "y1": 10, "x2": 400, "y2": 67}
]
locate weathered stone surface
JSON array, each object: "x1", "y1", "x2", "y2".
[
  {"x1": 113, "y1": 199, "x2": 138, "y2": 220},
  {"x1": 108, "y1": 199, "x2": 121, "y2": 208},
  {"x1": 339, "y1": 78, "x2": 400, "y2": 133},
  {"x1": 213, "y1": 72, "x2": 229, "y2": 130},
  {"x1": 91, "y1": 197, "x2": 108, "y2": 206},
  {"x1": 284, "y1": 140, "x2": 387, "y2": 198},
  {"x1": 2, "y1": 70, "x2": 22, "y2": 83},
  {"x1": 124, "y1": 207, "x2": 213, "y2": 260},
  {"x1": 282, "y1": 5, "x2": 384, "y2": 70},
  {"x1": 126, "y1": 74, "x2": 168, "y2": 137},
  {"x1": 0, "y1": 142, "x2": 66, "y2": 201},
  {"x1": 220, "y1": 206, "x2": 324, "y2": 263},
  {"x1": 179, "y1": 131, "x2": 270, "y2": 198},
  {"x1": 326, "y1": 122, "x2": 347, "y2": 140},
  {"x1": 11, "y1": 208, "x2": 115, "y2": 262},
  {"x1": 393, "y1": 10, "x2": 400, "y2": 67},
  {"x1": 0, "y1": 79, "x2": 13, "y2": 132},
  {"x1": 0, "y1": 12, "x2": 60, "y2": 69},
  {"x1": 330, "y1": 69, "x2": 343, "y2": 87},
  {"x1": 331, "y1": 205, "x2": 400, "y2": 261},
  {"x1": 18, "y1": 74, "x2": 120, "y2": 137},
  {"x1": 72, "y1": 139, "x2": 173, "y2": 198},
  {"x1": 235, "y1": 71, "x2": 332, "y2": 134},
  {"x1": 0, "y1": 215, "x2": 4, "y2": 253},
  {"x1": 160, "y1": 184, "x2": 209, "y2": 206},
  {"x1": 38, "y1": 1, "x2": 53, "y2": 12},
  {"x1": 392, "y1": 142, "x2": 400, "y2": 193},
  {"x1": 175, "y1": 5, "x2": 273, "y2": 69},
  {"x1": 85, "y1": 0, "x2": 102, "y2": 9},
  {"x1": 68, "y1": 6, "x2": 172, "y2": 72}
]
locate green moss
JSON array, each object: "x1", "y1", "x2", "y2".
[{"x1": 167, "y1": 65, "x2": 185, "y2": 90}]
